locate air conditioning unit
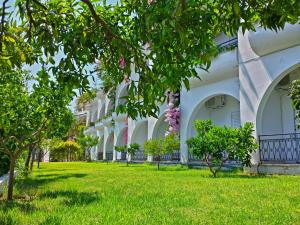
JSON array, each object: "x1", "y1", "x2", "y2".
[{"x1": 206, "y1": 95, "x2": 226, "y2": 109}]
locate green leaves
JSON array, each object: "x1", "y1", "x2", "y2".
[
  {"x1": 186, "y1": 120, "x2": 257, "y2": 177},
  {"x1": 290, "y1": 79, "x2": 300, "y2": 127},
  {"x1": 2, "y1": 0, "x2": 300, "y2": 119}
]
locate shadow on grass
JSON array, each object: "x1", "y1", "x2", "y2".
[
  {"x1": 15, "y1": 173, "x2": 88, "y2": 197},
  {"x1": 195, "y1": 168, "x2": 271, "y2": 179},
  {"x1": 39, "y1": 190, "x2": 100, "y2": 206},
  {"x1": 0, "y1": 200, "x2": 36, "y2": 214}
]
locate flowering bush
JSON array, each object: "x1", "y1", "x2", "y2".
[{"x1": 165, "y1": 92, "x2": 180, "y2": 136}]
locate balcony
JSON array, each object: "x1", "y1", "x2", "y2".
[{"x1": 259, "y1": 133, "x2": 300, "y2": 163}]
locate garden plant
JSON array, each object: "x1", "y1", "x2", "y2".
[{"x1": 186, "y1": 120, "x2": 257, "y2": 177}]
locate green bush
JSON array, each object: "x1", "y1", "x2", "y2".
[
  {"x1": 128, "y1": 143, "x2": 140, "y2": 158},
  {"x1": 115, "y1": 145, "x2": 127, "y2": 152},
  {"x1": 144, "y1": 134, "x2": 179, "y2": 170},
  {"x1": 163, "y1": 133, "x2": 180, "y2": 153},
  {"x1": 186, "y1": 120, "x2": 257, "y2": 177}
]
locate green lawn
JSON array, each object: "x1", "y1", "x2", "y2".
[{"x1": 1, "y1": 162, "x2": 300, "y2": 225}]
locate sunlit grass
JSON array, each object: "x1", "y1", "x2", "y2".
[{"x1": 1, "y1": 162, "x2": 300, "y2": 225}]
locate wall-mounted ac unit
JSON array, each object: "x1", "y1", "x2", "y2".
[{"x1": 206, "y1": 95, "x2": 226, "y2": 109}]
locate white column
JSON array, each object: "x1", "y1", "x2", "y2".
[
  {"x1": 103, "y1": 127, "x2": 109, "y2": 160},
  {"x1": 86, "y1": 110, "x2": 91, "y2": 127},
  {"x1": 113, "y1": 131, "x2": 117, "y2": 161}
]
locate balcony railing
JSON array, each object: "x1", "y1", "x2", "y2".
[
  {"x1": 259, "y1": 133, "x2": 300, "y2": 163},
  {"x1": 217, "y1": 37, "x2": 238, "y2": 49}
]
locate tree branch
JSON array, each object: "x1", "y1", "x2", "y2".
[
  {"x1": 0, "y1": 0, "x2": 9, "y2": 54},
  {"x1": 80, "y1": 0, "x2": 116, "y2": 41},
  {"x1": 26, "y1": 0, "x2": 36, "y2": 41}
]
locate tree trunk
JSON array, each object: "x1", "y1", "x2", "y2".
[
  {"x1": 37, "y1": 150, "x2": 41, "y2": 169},
  {"x1": 157, "y1": 157, "x2": 160, "y2": 170},
  {"x1": 30, "y1": 149, "x2": 36, "y2": 171},
  {"x1": 24, "y1": 147, "x2": 33, "y2": 176},
  {"x1": 7, "y1": 157, "x2": 16, "y2": 201}
]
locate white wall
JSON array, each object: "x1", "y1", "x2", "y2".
[
  {"x1": 130, "y1": 121, "x2": 148, "y2": 150},
  {"x1": 189, "y1": 95, "x2": 240, "y2": 137},
  {"x1": 261, "y1": 88, "x2": 296, "y2": 135}
]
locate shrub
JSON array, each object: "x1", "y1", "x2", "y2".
[
  {"x1": 144, "y1": 138, "x2": 164, "y2": 170},
  {"x1": 144, "y1": 134, "x2": 179, "y2": 170},
  {"x1": 186, "y1": 120, "x2": 257, "y2": 177},
  {"x1": 128, "y1": 143, "x2": 140, "y2": 159},
  {"x1": 163, "y1": 133, "x2": 180, "y2": 153},
  {"x1": 115, "y1": 145, "x2": 126, "y2": 153}
]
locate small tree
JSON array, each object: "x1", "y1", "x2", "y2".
[
  {"x1": 163, "y1": 133, "x2": 180, "y2": 158},
  {"x1": 144, "y1": 138, "x2": 164, "y2": 170},
  {"x1": 0, "y1": 71, "x2": 74, "y2": 200},
  {"x1": 128, "y1": 143, "x2": 140, "y2": 164},
  {"x1": 144, "y1": 134, "x2": 180, "y2": 170},
  {"x1": 186, "y1": 120, "x2": 257, "y2": 177},
  {"x1": 290, "y1": 79, "x2": 300, "y2": 126},
  {"x1": 77, "y1": 135, "x2": 99, "y2": 161},
  {"x1": 115, "y1": 145, "x2": 127, "y2": 165}
]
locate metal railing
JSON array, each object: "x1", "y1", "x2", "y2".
[
  {"x1": 217, "y1": 37, "x2": 238, "y2": 49},
  {"x1": 132, "y1": 151, "x2": 147, "y2": 161},
  {"x1": 188, "y1": 153, "x2": 202, "y2": 161},
  {"x1": 106, "y1": 152, "x2": 114, "y2": 161},
  {"x1": 98, "y1": 152, "x2": 103, "y2": 160},
  {"x1": 259, "y1": 133, "x2": 300, "y2": 163},
  {"x1": 155, "y1": 151, "x2": 180, "y2": 161},
  {"x1": 120, "y1": 152, "x2": 127, "y2": 160}
]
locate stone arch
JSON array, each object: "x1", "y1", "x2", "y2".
[
  {"x1": 106, "y1": 99, "x2": 114, "y2": 114},
  {"x1": 256, "y1": 65, "x2": 300, "y2": 135},
  {"x1": 116, "y1": 127, "x2": 127, "y2": 146},
  {"x1": 151, "y1": 114, "x2": 168, "y2": 139},
  {"x1": 97, "y1": 135, "x2": 104, "y2": 160},
  {"x1": 105, "y1": 132, "x2": 114, "y2": 160},
  {"x1": 186, "y1": 93, "x2": 240, "y2": 138},
  {"x1": 116, "y1": 83, "x2": 128, "y2": 107},
  {"x1": 130, "y1": 121, "x2": 148, "y2": 150},
  {"x1": 99, "y1": 103, "x2": 105, "y2": 119}
]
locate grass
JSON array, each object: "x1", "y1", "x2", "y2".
[{"x1": 1, "y1": 162, "x2": 300, "y2": 225}]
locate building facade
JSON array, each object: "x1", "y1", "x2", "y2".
[{"x1": 84, "y1": 24, "x2": 300, "y2": 174}]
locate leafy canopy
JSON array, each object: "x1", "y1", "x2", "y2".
[{"x1": 1, "y1": 0, "x2": 300, "y2": 118}]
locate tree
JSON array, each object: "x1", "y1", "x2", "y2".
[
  {"x1": 1, "y1": 0, "x2": 299, "y2": 118},
  {"x1": 127, "y1": 143, "x2": 140, "y2": 164},
  {"x1": 144, "y1": 134, "x2": 180, "y2": 170},
  {"x1": 163, "y1": 133, "x2": 180, "y2": 157},
  {"x1": 0, "y1": 71, "x2": 74, "y2": 201},
  {"x1": 290, "y1": 80, "x2": 300, "y2": 124},
  {"x1": 115, "y1": 145, "x2": 128, "y2": 165},
  {"x1": 76, "y1": 90, "x2": 97, "y2": 112},
  {"x1": 144, "y1": 138, "x2": 164, "y2": 170},
  {"x1": 76, "y1": 135, "x2": 99, "y2": 161},
  {"x1": 186, "y1": 120, "x2": 257, "y2": 177}
]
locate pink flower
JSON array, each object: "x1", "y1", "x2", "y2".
[
  {"x1": 148, "y1": 0, "x2": 155, "y2": 5},
  {"x1": 119, "y1": 57, "x2": 126, "y2": 70}
]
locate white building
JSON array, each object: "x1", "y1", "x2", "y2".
[{"x1": 84, "y1": 24, "x2": 300, "y2": 174}]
